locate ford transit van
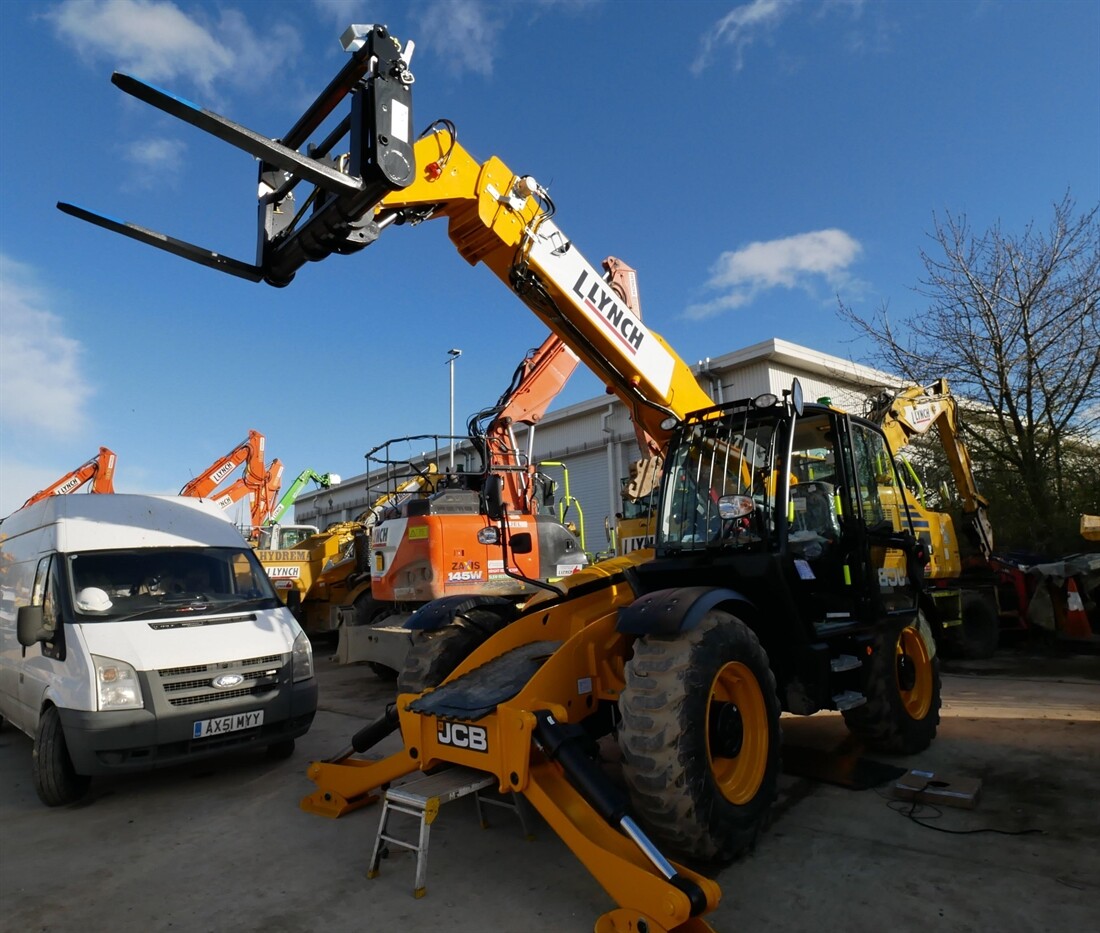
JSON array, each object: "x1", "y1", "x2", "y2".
[{"x1": 0, "y1": 494, "x2": 317, "y2": 805}]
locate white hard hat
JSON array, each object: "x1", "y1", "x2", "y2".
[{"x1": 76, "y1": 587, "x2": 113, "y2": 612}]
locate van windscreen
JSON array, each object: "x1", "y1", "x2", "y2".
[{"x1": 66, "y1": 547, "x2": 279, "y2": 621}]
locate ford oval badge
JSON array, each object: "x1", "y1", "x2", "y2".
[{"x1": 212, "y1": 673, "x2": 245, "y2": 689}]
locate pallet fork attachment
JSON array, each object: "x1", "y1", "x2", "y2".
[{"x1": 57, "y1": 24, "x2": 416, "y2": 288}]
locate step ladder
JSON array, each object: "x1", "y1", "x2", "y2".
[{"x1": 367, "y1": 765, "x2": 533, "y2": 898}]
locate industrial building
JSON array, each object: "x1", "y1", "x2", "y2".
[{"x1": 294, "y1": 338, "x2": 898, "y2": 553}]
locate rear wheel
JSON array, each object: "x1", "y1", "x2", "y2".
[
  {"x1": 33, "y1": 706, "x2": 90, "y2": 807},
  {"x1": 945, "y1": 592, "x2": 1000, "y2": 660},
  {"x1": 398, "y1": 608, "x2": 512, "y2": 694},
  {"x1": 619, "y1": 610, "x2": 781, "y2": 866},
  {"x1": 843, "y1": 618, "x2": 941, "y2": 754}
]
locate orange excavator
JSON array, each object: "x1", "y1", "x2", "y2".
[
  {"x1": 336, "y1": 329, "x2": 589, "y2": 675},
  {"x1": 179, "y1": 430, "x2": 283, "y2": 530},
  {"x1": 21, "y1": 447, "x2": 117, "y2": 509}
]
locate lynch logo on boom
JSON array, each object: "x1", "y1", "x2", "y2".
[{"x1": 572, "y1": 269, "x2": 644, "y2": 354}]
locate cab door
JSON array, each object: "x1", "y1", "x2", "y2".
[
  {"x1": 16, "y1": 555, "x2": 65, "y2": 731},
  {"x1": 840, "y1": 418, "x2": 920, "y2": 619}
]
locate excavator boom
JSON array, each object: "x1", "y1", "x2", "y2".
[
  {"x1": 179, "y1": 429, "x2": 268, "y2": 499},
  {"x1": 867, "y1": 379, "x2": 993, "y2": 559},
  {"x1": 267, "y1": 469, "x2": 340, "y2": 526},
  {"x1": 21, "y1": 447, "x2": 117, "y2": 508}
]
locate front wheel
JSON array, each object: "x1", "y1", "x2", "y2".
[
  {"x1": 33, "y1": 706, "x2": 91, "y2": 807},
  {"x1": 843, "y1": 618, "x2": 941, "y2": 754},
  {"x1": 619, "y1": 610, "x2": 781, "y2": 866},
  {"x1": 397, "y1": 608, "x2": 512, "y2": 695},
  {"x1": 266, "y1": 738, "x2": 296, "y2": 760}
]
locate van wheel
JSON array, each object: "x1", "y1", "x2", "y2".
[
  {"x1": 619, "y1": 611, "x2": 781, "y2": 866},
  {"x1": 33, "y1": 706, "x2": 90, "y2": 806},
  {"x1": 266, "y1": 738, "x2": 296, "y2": 760}
]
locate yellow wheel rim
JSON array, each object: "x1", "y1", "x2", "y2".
[
  {"x1": 895, "y1": 625, "x2": 933, "y2": 720},
  {"x1": 706, "y1": 661, "x2": 769, "y2": 805}
]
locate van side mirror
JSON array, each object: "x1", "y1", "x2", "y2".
[
  {"x1": 17, "y1": 605, "x2": 47, "y2": 647},
  {"x1": 484, "y1": 475, "x2": 504, "y2": 521},
  {"x1": 508, "y1": 532, "x2": 533, "y2": 555}
]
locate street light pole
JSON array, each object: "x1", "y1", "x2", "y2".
[{"x1": 447, "y1": 348, "x2": 462, "y2": 469}]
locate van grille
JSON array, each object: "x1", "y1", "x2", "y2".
[{"x1": 155, "y1": 654, "x2": 285, "y2": 708}]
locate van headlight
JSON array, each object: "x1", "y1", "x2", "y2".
[
  {"x1": 92, "y1": 655, "x2": 144, "y2": 710},
  {"x1": 291, "y1": 631, "x2": 314, "y2": 683}
]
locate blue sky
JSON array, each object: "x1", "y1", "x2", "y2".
[{"x1": 1, "y1": 0, "x2": 1097, "y2": 520}]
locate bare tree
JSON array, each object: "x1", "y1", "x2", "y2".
[{"x1": 841, "y1": 193, "x2": 1100, "y2": 552}]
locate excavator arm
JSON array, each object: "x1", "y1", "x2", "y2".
[
  {"x1": 468, "y1": 331, "x2": 579, "y2": 513},
  {"x1": 867, "y1": 378, "x2": 993, "y2": 559},
  {"x1": 208, "y1": 458, "x2": 283, "y2": 528},
  {"x1": 179, "y1": 429, "x2": 268, "y2": 498},
  {"x1": 266, "y1": 469, "x2": 340, "y2": 526},
  {"x1": 21, "y1": 447, "x2": 117, "y2": 508}
]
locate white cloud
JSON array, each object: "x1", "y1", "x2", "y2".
[
  {"x1": 312, "y1": 0, "x2": 371, "y2": 25},
  {"x1": 692, "y1": 0, "x2": 868, "y2": 74},
  {"x1": 684, "y1": 229, "x2": 862, "y2": 320},
  {"x1": 692, "y1": 0, "x2": 794, "y2": 74},
  {"x1": 0, "y1": 255, "x2": 92, "y2": 435},
  {"x1": 125, "y1": 136, "x2": 186, "y2": 171},
  {"x1": 47, "y1": 0, "x2": 300, "y2": 95},
  {"x1": 418, "y1": 0, "x2": 504, "y2": 77}
]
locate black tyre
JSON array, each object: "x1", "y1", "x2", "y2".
[
  {"x1": 397, "y1": 609, "x2": 512, "y2": 695},
  {"x1": 32, "y1": 706, "x2": 90, "y2": 807},
  {"x1": 266, "y1": 738, "x2": 296, "y2": 760},
  {"x1": 946, "y1": 592, "x2": 1000, "y2": 660},
  {"x1": 367, "y1": 662, "x2": 399, "y2": 681},
  {"x1": 619, "y1": 610, "x2": 781, "y2": 866},
  {"x1": 843, "y1": 618, "x2": 941, "y2": 755}
]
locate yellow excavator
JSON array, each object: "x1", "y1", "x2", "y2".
[
  {"x1": 865, "y1": 379, "x2": 1001, "y2": 657},
  {"x1": 60, "y1": 24, "x2": 946, "y2": 932}
]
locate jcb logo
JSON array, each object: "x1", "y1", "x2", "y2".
[
  {"x1": 436, "y1": 720, "x2": 488, "y2": 752},
  {"x1": 878, "y1": 567, "x2": 910, "y2": 589}
]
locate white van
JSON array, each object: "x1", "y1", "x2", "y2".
[{"x1": 0, "y1": 494, "x2": 318, "y2": 806}]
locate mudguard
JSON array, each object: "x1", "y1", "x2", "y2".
[
  {"x1": 404, "y1": 594, "x2": 518, "y2": 631},
  {"x1": 616, "y1": 586, "x2": 752, "y2": 636}
]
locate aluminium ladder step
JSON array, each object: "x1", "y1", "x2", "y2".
[{"x1": 367, "y1": 765, "x2": 531, "y2": 898}]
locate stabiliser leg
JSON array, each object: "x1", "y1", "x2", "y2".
[
  {"x1": 532, "y1": 710, "x2": 711, "y2": 921},
  {"x1": 301, "y1": 704, "x2": 415, "y2": 818}
]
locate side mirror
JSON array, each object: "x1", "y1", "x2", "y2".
[
  {"x1": 483, "y1": 474, "x2": 504, "y2": 521},
  {"x1": 17, "y1": 605, "x2": 48, "y2": 647},
  {"x1": 509, "y1": 532, "x2": 533, "y2": 555},
  {"x1": 717, "y1": 495, "x2": 755, "y2": 520}
]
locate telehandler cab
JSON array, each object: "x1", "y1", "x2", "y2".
[{"x1": 59, "y1": 24, "x2": 943, "y2": 933}]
